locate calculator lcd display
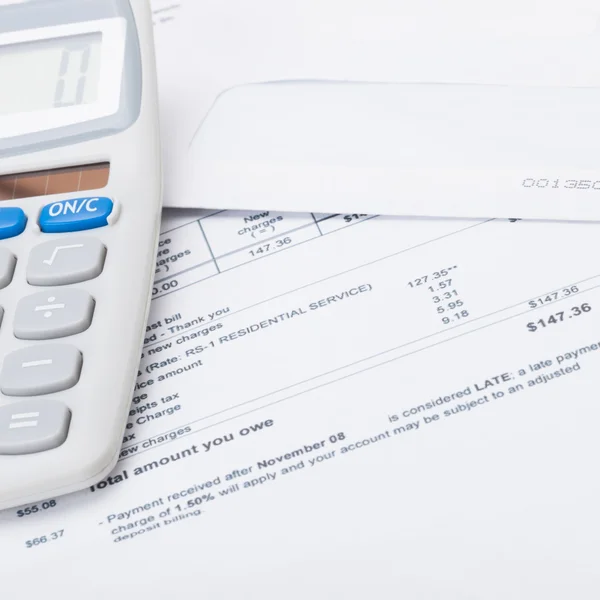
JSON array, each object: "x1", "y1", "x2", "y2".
[
  {"x1": 0, "y1": 163, "x2": 109, "y2": 200},
  {"x1": 0, "y1": 33, "x2": 102, "y2": 116}
]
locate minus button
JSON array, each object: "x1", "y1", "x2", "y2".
[{"x1": 22, "y1": 359, "x2": 53, "y2": 368}]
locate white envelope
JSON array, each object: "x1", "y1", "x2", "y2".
[{"x1": 155, "y1": 0, "x2": 600, "y2": 221}]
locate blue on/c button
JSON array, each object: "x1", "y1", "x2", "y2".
[
  {"x1": 0, "y1": 207, "x2": 27, "y2": 240},
  {"x1": 39, "y1": 197, "x2": 114, "y2": 233}
]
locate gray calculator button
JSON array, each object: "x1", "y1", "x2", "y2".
[
  {"x1": 27, "y1": 237, "x2": 106, "y2": 286},
  {"x1": 14, "y1": 289, "x2": 95, "y2": 340},
  {"x1": 0, "y1": 345, "x2": 82, "y2": 397},
  {"x1": 0, "y1": 248, "x2": 16, "y2": 289},
  {"x1": 0, "y1": 399, "x2": 70, "y2": 455}
]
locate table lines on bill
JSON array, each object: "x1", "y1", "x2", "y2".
[{"x1": 153, "y1": 210, "x2": 376, "y2": 298}]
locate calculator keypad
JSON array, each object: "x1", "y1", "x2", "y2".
[
  {"x1": 14, "y1": 290, "x2": 95, "y2": 340},
  {"x1": 27, "y1": 237, "x2": 106, "y2": 286},
  {"x1": 0, "y1": 399, "x2": 71, "y2": 455},
  {"x1": 0, "y1": 198, "x2": 112, "y2": 456},
  {"x1": 0, "y1": 248, "x2": 16, "y2": 290},
  {"x1": 0, "y1": 345, "x2": 82, "y2": 397}
]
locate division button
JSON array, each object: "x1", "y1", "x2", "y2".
[
  {"x1": 0, "y1": 345, "x2": 82, "y2": 396},
  {"x1": 0, "y1": 248, "x2": 15, "y2": 290},
  {"x1": 26, "y1": 237, "x2": 106, "y2": 286},
  {"x1": 14, "y1": 289, "x2": 95, "y2": 340},
  {"x1": 0, "y1": 399, "x2": 71, "y2": 455}
]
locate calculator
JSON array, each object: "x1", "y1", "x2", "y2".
[{"x1": 0, "y1": 0, "x2": 161, "y2": 510}]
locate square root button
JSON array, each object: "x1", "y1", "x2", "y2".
[
  {"x1": 0, "y1": 399, "x2": 71, "y2": 455},
  {"x1": 27, "y1": 237, "x2": 106, "y2": 286},
  {"x1": 0, "y1": 345, "x2": 82, "y2": 397}
]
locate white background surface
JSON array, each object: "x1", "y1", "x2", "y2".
[{"x1": 151, "y1": 0, "x2": 600, "y2": 220}]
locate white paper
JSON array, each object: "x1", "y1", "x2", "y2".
[
  {"x1": 150, "y1": 0, "x2": 600, "y2": 221},
  {"x1": 3, "y1": 208, "x2": 600, "y2": 597},
  {"x1": 180, "y1": 81, "x2": 600, "y2": 222}
]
